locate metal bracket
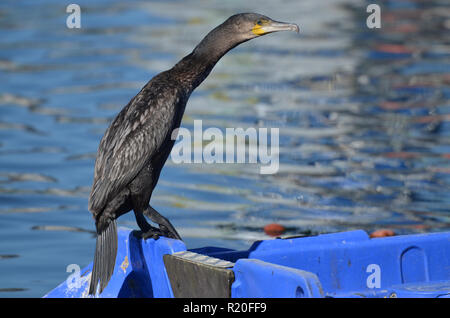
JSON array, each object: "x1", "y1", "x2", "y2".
[{"x1": 163, "y1": 251, "x2": 235, "y2": 298}]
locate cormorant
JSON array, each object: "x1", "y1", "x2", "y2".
[{"x1": 88, "y1": 12, "x2": 299, "y2": 295}]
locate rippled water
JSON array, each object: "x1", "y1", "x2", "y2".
[{"x1": 0, "y1": 0, "x2": 449, "y2": 297}]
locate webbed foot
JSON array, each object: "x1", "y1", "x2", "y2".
[
  {"x1": 143, "y1": 206, "x2": 182, "y2": 241},
  {"x1": 140, "y1": 226, "x2": 163, "y2": 240}
]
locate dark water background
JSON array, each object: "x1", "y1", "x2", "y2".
[{"x1": 0, "y1": 0, "x2": 449, "y2": 297}]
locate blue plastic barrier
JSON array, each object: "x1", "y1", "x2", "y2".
[{"x1": 45, "y1": 228, "x2": 450, "y2": 298}]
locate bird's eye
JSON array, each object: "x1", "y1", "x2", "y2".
[{"x1": 256, "y1": 20, "x2": 262, "y2": 26}]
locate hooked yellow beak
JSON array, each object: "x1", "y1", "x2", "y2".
[{"x1": 252, "y1": 20, "x2": 300, "y2": 36}]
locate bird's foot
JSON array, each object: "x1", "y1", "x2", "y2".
[
  {"x1": 143, "y1": 206, "x2": 182, "y2": 241},
  {"x1": 159, "y1": 224, "x2": 181, "y2": 240}
]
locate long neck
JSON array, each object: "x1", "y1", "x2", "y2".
[{"x1": 168, "y1": 23, "x2": 244, "y2": 93}]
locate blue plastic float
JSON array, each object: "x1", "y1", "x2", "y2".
[{"x1": 45, "y1": 228, "x2": 450, "y2": 298}]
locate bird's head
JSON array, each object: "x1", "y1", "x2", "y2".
[
  {"x1": 190, "y1": 13, "x2": 299, "y2": 69},
  {"x1": 223, "y1": 13, "x2": 299, "y2": 41}
]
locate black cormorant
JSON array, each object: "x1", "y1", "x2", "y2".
[{"x1": 88, "y1": 12, "x2": 299, "y2": 295}]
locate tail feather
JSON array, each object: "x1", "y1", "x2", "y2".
[{"x1": 88, "y1": 219, "x2": 117, "y2": 295}]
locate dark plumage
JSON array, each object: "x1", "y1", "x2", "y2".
[{"x1": 88, "y1": 12, "x2": 299, "y2": 295}]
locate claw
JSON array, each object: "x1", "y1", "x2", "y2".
[
  {"x1": 143, "y1": 206, "x2": 182, "y2": 241},
  {"x1": 138, "y1": 226, "x2": 163, "y2": 240},
  {"x1": 142, "y1": 232, "x2": 160, "y2": 240},
  {"x1": 159, "y1": 224, "x2": 182, "y2": 240}
]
